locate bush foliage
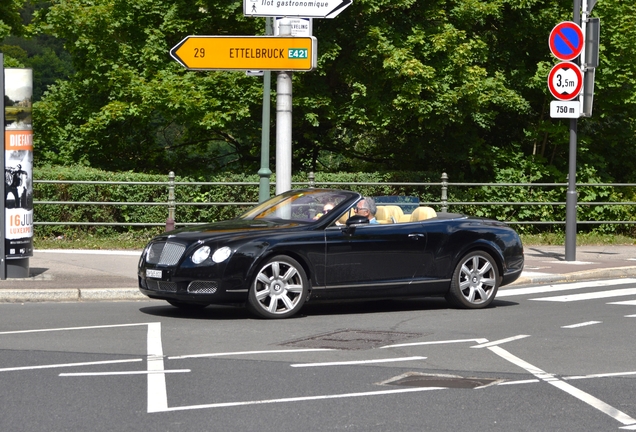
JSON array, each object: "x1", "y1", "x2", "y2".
[{"x1": 33, "y1": 165, "x2": 636, "y2": 238}]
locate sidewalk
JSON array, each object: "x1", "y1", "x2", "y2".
[
  {"x1": 0, "y1": 250, "x2": 143, "y2": 302},
  {"x1": 1, "y1": 246, "x2": 635, "y2": 302}
]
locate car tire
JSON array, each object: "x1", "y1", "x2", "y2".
[
  {"x1": 166, "y1": 300, "x2": 209, "y2": 310},
  {"x1": 446, "y1": 251, "x2": 500, "y2": 309},
  {"x1": 247, "y1": 255, "x2": 309, "y2": 319}
]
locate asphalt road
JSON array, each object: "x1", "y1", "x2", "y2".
[{"x1": 2, "y1": 277, "x2": 636, "y2": 431}]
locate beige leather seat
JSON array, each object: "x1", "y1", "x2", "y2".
[
  {"x1": 383, "y1": 205, "x2": 406, "y2": 223},
  {"x1": 374, "y1": 206, "x2": 392, "y2": 224},
  {"x1": 338, "y1": 208, "x2": 354, "y2": 225},
  {"x1": 409, "y1": 206, "x2": 437, "y2": 221}
]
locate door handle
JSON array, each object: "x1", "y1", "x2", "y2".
[{"x1": 408, "y1": 233, "x2": 425, "y2": 240}]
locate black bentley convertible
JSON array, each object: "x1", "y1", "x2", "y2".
[{"x1": 138, "y1": 189, "x2": 524, "y2": 318}]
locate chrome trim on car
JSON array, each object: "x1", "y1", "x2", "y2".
[{"x1": 312, "y1": 279, "x2": 450, "y2": 290}]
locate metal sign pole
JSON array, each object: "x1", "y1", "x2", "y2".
[
  {"x1": 275, "y1": 18, "x2": 293, "y2": 194},
  {"x1": 0, "y1": 54, "x2": 6, "y2": 280},
  {"x1": 258, "y1": 17, "x2": 273, "y2": 203},
  {"x1": 565, "y1": 0, "x2": 582, "y2": 261}
]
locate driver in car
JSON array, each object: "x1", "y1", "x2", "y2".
[{"x1": 355, "y1": 197, "x2": 379, "y2": 224}]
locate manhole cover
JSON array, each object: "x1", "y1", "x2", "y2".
[
  {"x1": 382, "y1": 372, "x2": 501, "y2": 389},
  {"x1": 281, "y1": 329, "x2": 423, "y2": 350}
]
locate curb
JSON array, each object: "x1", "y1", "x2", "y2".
[
  {"x1": 0, "y1": 288, "x2": 146, "y2": 303},
  {"x1": 509, "y1": 266, "x2": 636, "y2": 287}
]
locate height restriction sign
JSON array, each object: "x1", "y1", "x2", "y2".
[
  {"x1": 549, "y1": 21, "x2": 584, "y2": 61},
  {"x1": 548, "y1": 62, "x2": 583, "y2": 101}
]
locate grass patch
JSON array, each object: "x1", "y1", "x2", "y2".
[
  {"x1": 34, "y1": 229, "x2": 164, "y2": 250},
  {"x1": 521, "y1": 232, "x2": 636, "y2": 246}
]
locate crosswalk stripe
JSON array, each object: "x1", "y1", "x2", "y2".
[
  {"x1": 498, "y1": 279, "x2": 636, "y2": 298},
  {"x1": 531, "y1": 288, "x2": 636, "y2": 302},
  {"x1": 608, "y1": 300, "x2": 636, "y2": 306}
]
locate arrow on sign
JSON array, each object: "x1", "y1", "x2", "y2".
[{"x1": 244, "y1": 0, "x2": 352, "y2": 18}]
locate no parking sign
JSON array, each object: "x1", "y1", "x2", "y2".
[{"x1": 549, "y1": 21, "x2": 584, "y2": 61}]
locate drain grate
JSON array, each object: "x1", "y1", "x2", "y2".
[
  {"x1": 281, "y1": 329, "x2": 423, "y2": 351},
  {"x1": 382, "y1": 372, "x2": 501, "y2": 389}
]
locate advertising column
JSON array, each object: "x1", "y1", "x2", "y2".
[{"x1": 4, "y1": 68, "x2": 33, "y2": 277}]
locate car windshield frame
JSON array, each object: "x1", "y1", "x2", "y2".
[{"x1": 239, "y1": 189, "x2": 359, "y2": 223}]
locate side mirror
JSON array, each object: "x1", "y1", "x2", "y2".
[
  {"x1": 342, "y1": 215, "x2": 369, "y2": 235},
  {"x1": 346, "y1": 215, "x2": 369, "y2": 226}
]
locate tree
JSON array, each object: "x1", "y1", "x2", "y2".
[
  {"x1": 29, "y1": 0, "x2": 636, "y2": 185},
  {"x1": 0, "y1": 0, "x2": 28, "y2": 67},
  {"x1": 33, "y1": 0, "x2": 267, "y2": 172},
  {"x1": 0, "y1": 0, "x2": 25, "y2": 40}
]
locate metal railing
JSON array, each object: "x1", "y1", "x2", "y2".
[{"x1": 32, "y1": 171, "x2": 636, "y2": 230}]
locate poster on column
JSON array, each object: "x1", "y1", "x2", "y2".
[{"x1": 4, "y1": 68, "x2": 33, "y2": 258}]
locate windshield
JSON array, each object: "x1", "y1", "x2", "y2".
[{"x1": 240, "y1": 189, "x2": 357, "y2": 222}]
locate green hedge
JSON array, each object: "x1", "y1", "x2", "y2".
[{"x1": 33, "y1": 165, "x2": 636, "y2": 237}]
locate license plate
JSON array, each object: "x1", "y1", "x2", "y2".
[{"x1": 146, "y1": 269, "x2": 162, "y2": 279}]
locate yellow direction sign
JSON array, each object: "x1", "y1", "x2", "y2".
[{"x1": 170, "y1": 36, "x2": 317, "y2": 71}]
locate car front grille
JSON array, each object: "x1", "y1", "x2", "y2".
[
  {"x1": 145, "y1": 279, "x2": 178, "y2": 292},
  {"x1": 146, "y1": 241, "x2": 186, "y2": 266},
  {"x1": 187, "y1": 281, "x2": 218, "y2": 294}
]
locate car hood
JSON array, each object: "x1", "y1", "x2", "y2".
[{"x1": 153, "y1": 219, "x2": 306, "y2": 243}]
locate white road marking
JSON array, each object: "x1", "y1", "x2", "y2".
[
  {"x1": 521, "y1": 271, "x2": 551, "y2": 277},
  {"x1": 380, "y1": 338, "x2": 488, "y2": 349},
  {"x1": 626, "y1": 314, "x2": 636, "y2": 317},
  {"x1": 5, "y1": 322, "x2": 636, "y2": 425},
  {"x1": 500, "y1": 370, "x2": 636, "y2": 383},
  {"x1": 498, "y1": 379, "x2": 540, "y2": 386},
  {"x1": 169, "y1": 348, "x2": 334, "y2": 360},
  {"x1": 561, "y1": 321, "x2": 602, "y2": 329},
  {"x1": 532, "y1": 288, "x2": 636, "y2": 302},
  {"x1": 545, "y1": 260, "x2": 593, "y2": 265},
  {"x1": 290, "y1": 356, "x2": 426, "y2": 368},
  {"x1": 565, "y1": 371, "x2": 636, "y2": 381},
  {"x1": 159, "y1": 387, "x2": 446, "y2": 412},
  {"x1": 61, "y1": 369, "x2": 189, "y2": 377},
  {"x1": 471, "y1": 335, "x2": 530, "y2": 348},
  {"x1": 0, "y1": 322, "x2": 152, "y2": 335},
  {"x1": 609, "y1": 301, "x2": 636, "y2": 306},
  {"x1": 488, "y1": 345, "x2": 636, "y2": 426},
  {"x1": 146, "y1": 322, "x2": 167, "y2": 413},
  {"x1": 0, "y1": 358, "x2": 142, "y2": 373},
  {"x1": 497, "y1": 279, "x2": 636, "y2": 298},
  {"x1": 0, "y1": 322, "x2": 170, "y2": 414}
]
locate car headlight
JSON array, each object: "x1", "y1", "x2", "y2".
[
  {"x1": 191, "y1": 246, "x2": 211, "y2": 264},
  {"x1": 212, "y1": 246, "x2": 232, "y2": 263}
]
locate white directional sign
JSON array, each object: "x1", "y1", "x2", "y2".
[
  {"x1": 244, "y1": 0, "x2": 352, "y2": 18},
  {"x1": 275, "y1": 17, "x2": 313, "y2": 36},
  {"x1": 550, "y1": 100, "x2": 581, "y2": 118}
]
